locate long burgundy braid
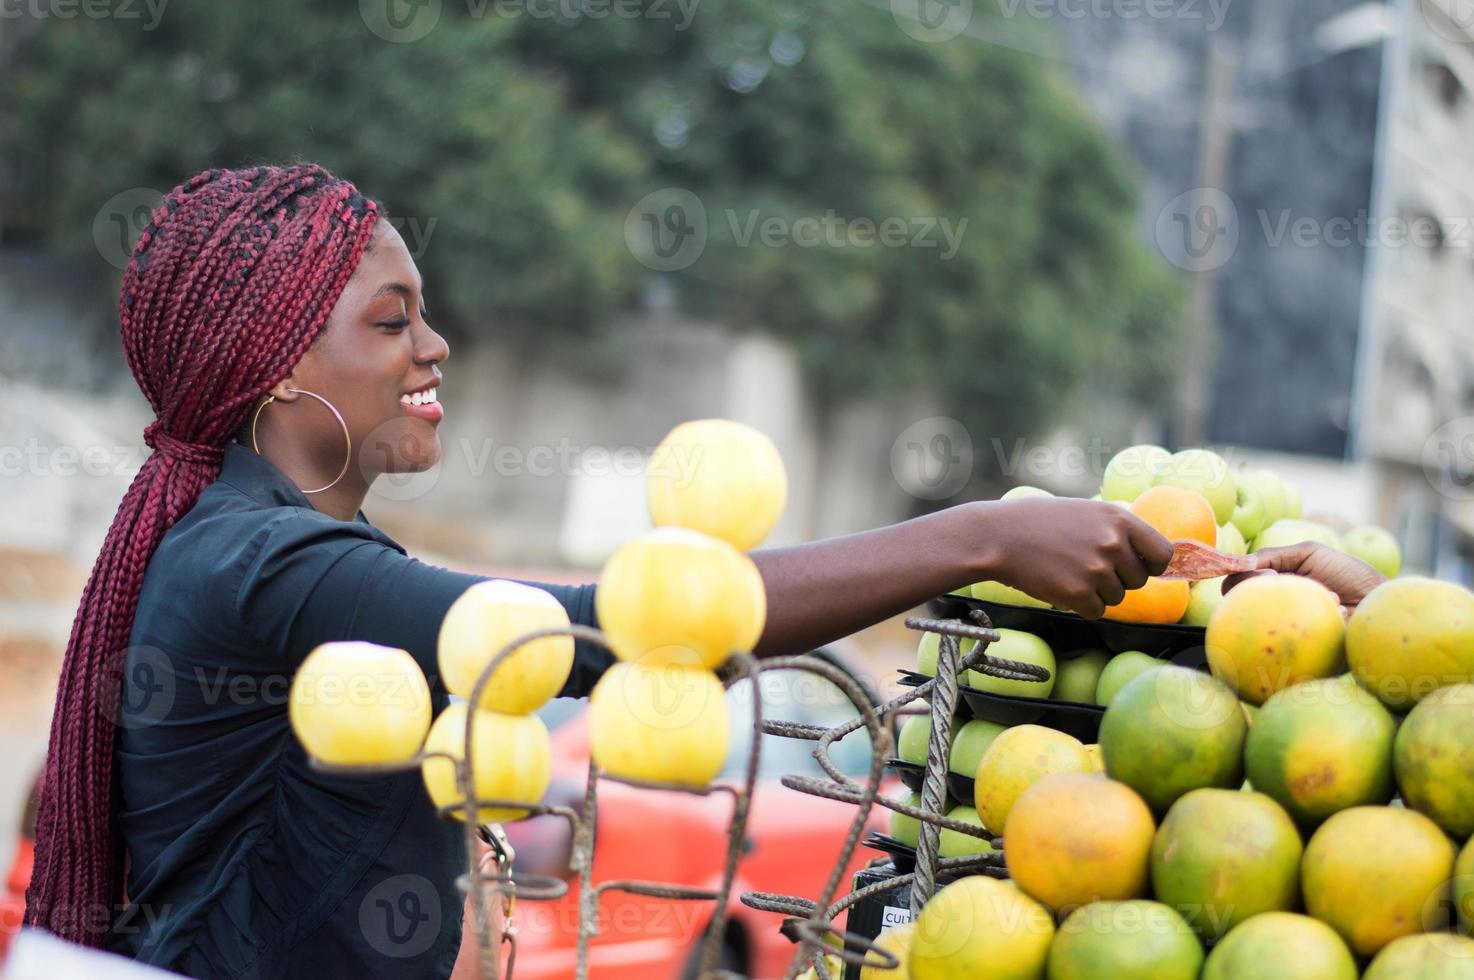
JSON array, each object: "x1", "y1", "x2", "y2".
[{"x1": 25, "y1": 164, "x2": 380, "y2": 945}]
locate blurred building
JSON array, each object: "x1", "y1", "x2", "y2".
[{"x1": 1050, "y1": 0, "x2": 1474, "y2": 577}]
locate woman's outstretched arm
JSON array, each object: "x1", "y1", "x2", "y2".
[{"x1": 749, "y1": 497, "x2": 1176, "y2": 658}]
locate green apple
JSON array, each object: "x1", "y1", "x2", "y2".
[
  {"x1": 1228, "y1": 480, "x2": 1267, "y2": 540},
  {"x1": 1182, "y1": 576, "x2": 1225, "y2": 627},
  {"x1": 1094, "y1": 651, "x2": 1163, "y2": 706},
  {"x1": 1001, "y1": 485, "x2": 1054, "y2": 500},
  {"x1": 1241, "y1": 701, "x2": 1258, "y2": 727},
  {"x1": 1052, "y1": 650, "x2": 1109, "y2": 703},
  {"x1": 970, "y1": 580, "x2": 1050, "y2": 609},
  {"x1": 1283, "y1": 479, "x2": 1303, "y2": 519},
  {"x1": 1241, "y1": 469, "x2": 1289, "y2": 527},
  {"x1": 1152, "y1": 449, "x2": 1237, "y2": 524},
  {"x1": 948, "y1": 718, "x2": 1008, "y2": 776},
  {"x1": 917, "y1": 632, "x2": 980, "y2": 676},
  {"x1": 1342, "y1": 524, "x2": 1401, "y2": 577},
  {"x1": 938, "y1": 804, "x2": 995, "y2": 857},
  {"x1": 889, "y1": 789, "x2": 923, "y2": 847},
  {"x1": 1216, "y1": 521, "x2": 1247, "y2": 555},
  {"x1": 1101, "y1": 444, "x2": 1170, "y2": 503},
  {"x1": 1252, "y1": 518, "x2": 1341, "y2": 552},
  {"x1": 963, "y1": 628, "x2": 1055, "y2": 698},
  {"x1": 897, "y1": 713, "x2": 932, "y2": 765}
]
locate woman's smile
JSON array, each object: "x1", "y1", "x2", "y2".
[{"x1": 399, "y1": 376, "x2": 444, "y2": 422}]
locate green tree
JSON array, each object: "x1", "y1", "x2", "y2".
[{"x1": 1, "y1": 0, "x2": 1180, "y2": 449}]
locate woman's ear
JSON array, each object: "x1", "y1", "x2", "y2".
[{"x1": 267, "y1": 377, "x2": 300, "y2": 402}]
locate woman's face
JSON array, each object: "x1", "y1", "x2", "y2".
[{"x1": 260, "y1": 220, "x2": 450, "y2": 485}]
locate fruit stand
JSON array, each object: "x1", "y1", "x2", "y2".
[{"x1": 293, "y1": 428, "x2": 1474, "y2": 979}]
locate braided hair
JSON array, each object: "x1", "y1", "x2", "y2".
[{"x1": 25, "y1": 164, "x2": 380, "y2": 945}]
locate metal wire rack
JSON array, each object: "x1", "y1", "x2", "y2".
[{"x1": 310, "y1": 607, "x2": 1040, "y2": 980}]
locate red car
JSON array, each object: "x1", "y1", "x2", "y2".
[{"x1": 494, "y1": 649, "x2": 896, "y2": 980}]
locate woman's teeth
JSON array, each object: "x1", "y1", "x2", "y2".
[{"x1": 400, "y1": 388, "x2": 438, "y2": 406}]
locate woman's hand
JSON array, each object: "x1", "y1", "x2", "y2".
[
  {"x1": 1222, "y1": 541, "x2": 1387, "y2": 616},
  {"x1": 975, "y1": 498, "x2": 1175, "y2": 619}
]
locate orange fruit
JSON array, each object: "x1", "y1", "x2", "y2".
[
  {"x1": 1004, "y1": 772, "x2": 1156, "y2": 912},
  {"x1": 1105, "y1": 577, "x2": 1190, "y2": 624},
  {"x1": 1131, "y1": 484, "x2": 1218, "y2": 547}
]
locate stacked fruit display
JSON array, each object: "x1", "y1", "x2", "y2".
[
  {"x1": 288, "y1": 417, "x2": 787, "y2": 811},
  {"x1": 972, "y1": 445, "x2": 1403, "y2": 626},
  {"x1": 884, "y1": 533, "x2": 1474, "y2": 978}
]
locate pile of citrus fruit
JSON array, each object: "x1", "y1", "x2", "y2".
[
  {"x1": 889, "y1": 517, "x2": 1474, "y2": 978},
  {"x1": 970, "y1": 444, "x2": 1403, "y2": 625},
  {"x1": 287, "y1": 418, "x2": 787, "y2": 817}
]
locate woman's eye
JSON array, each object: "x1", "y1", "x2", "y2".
[{"x1": 377, "y1": 318, "x2": 410, "y2": 331}]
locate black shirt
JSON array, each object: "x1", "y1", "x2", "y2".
[{"x1": 108, "y1": 442, "x2": 610, "y2": 978}]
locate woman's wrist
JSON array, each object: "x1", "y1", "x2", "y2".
[{"x1": 953, "y1": 499, "x2": 1010, "y2": 585}]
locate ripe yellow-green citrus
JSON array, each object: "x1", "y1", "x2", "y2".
[
  {"x1": 646, "y1": 418, "x2": 788, "y2": 551},
  {"x1": 588, "y1": 661, "x2": 729, "y2": 787},
  {"x1": 1099, "y1": 666, "x2": 1246, "y2": 813},
  {"x1": 596, "y1": 527, "x2": 766, "y2": 670},
  {"x1": 438, "y1": 579, "x2": 573, "y2": 714},
  {"x1": 1205, "y1": 573, "x2": 1345, "y2": 704},
  {"x1": 1046, "y1": 900, "x2": 1202, "y2": 980},
  {"x1": 1004, "y1": 773, "x2": 1155, "y2": 912},
  {"x1": 421, "y1": 702, "x2": 550, "y2": 822},
  {"x1": 1362, "y1": 933, "x2": 1474, "y2": 979},
  {"x1": 290, "y1": 641, "x2": 432, "y2": 765},
  {"x1": 1200, "y1": 912, "x2": 1356, "y2": 980},
  {"x1": 1150, "y1": 788, "x2": 1303, "y2": 940},
  {"x1": 1244, "y1": 674, "x2": 1397, "y2": 827},
  {"x1": 1347, "y1": 577, "x2": 1474, "y2": 709},
  {"x1": 910, "y1": 875, "x2": 1055, "y2": 980},
  {"x1": 1302, "y1": 805, "x2": 1456, "y2": 957},
  {"x1": 1394, "y1": 683, "x2": 1474, "y2": 838},
  {"x1": 974, "y1": 724, "x2": 1090, "y2": 832}
]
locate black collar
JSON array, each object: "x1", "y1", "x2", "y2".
[{"x1": 216, "y1": 442, "x2": 370, "y2": 525}]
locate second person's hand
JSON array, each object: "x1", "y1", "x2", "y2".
[{"x1": 971, "y1": 498, "x2": 1175, "y2": 619}]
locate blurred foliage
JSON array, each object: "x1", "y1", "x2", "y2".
[{"x1": 0, "y1": 0, "x2": 1181, "y2": 434}]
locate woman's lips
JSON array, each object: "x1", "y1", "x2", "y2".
[
  {"x1": 402, "y1": 400, "x2": 444, "y2": 422},
  {"x1": 400, "y1": 387, "x2": 444, "y2": 422}
]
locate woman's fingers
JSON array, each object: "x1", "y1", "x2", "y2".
[{"x1": 1121, "y1": 515, "x2": 1174, "y2": 576}]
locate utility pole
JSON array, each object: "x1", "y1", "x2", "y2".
[{"x1": 1176, "y1": 34, "x2": 1235, "y2": 449}]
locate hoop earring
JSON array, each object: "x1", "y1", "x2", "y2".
[{"x1": 250, "y1": 386, "x2": 352, "y2": 495}]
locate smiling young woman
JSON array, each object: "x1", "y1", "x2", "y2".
[{"x1": 24, "y1": 162, "x2": 1378, "y2": 979}]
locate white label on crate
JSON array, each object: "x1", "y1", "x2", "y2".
[{"x1": 881, "y1": 905, "x2": 912, "y2": 929}]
